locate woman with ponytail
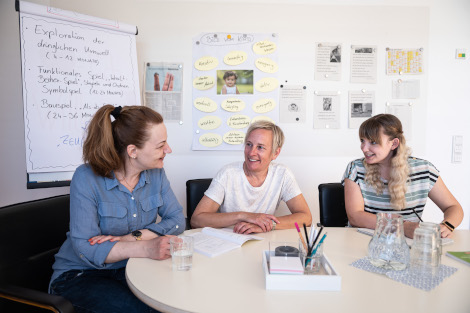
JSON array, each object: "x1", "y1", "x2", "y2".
[
  {"x1": 342, "y1": 114, "x2": 463, "y2": 238},
  {"x1": 49, "y1": 105, "x2": 184, "y2": 313}
]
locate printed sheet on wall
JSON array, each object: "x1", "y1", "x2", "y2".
[
  {"x1": 18, "y1": 1, "x2": 140, "y2": 173},
  {"x1": 192, "y1": 32, "x2": 279, "y2": 151}
]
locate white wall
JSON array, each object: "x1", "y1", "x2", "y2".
[
  {"x1": 0, "y1": 0, "x2": 468, "y2": 229},
  {"x1": 424, "y1": 0, "x2": 470, "y2": 228}
]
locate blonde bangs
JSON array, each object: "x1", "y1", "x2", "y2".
[{"x1": 359, "y1": 119, "x2": 382, "y2": 144}]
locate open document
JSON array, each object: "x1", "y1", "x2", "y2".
[{"x1": 189, "y1": 227, "x2": 263, "y2": 257}]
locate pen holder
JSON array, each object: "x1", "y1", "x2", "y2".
[{"x1": 300, "y1": 239, "x2": 323, "y2": 274}]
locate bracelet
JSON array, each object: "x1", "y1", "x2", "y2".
[
  {"x1": 272, "y1": 220, "x2": 277, "y2": 231},
  {"x1": 441, "y1": 221, "x2": 455, "y2": 232}
]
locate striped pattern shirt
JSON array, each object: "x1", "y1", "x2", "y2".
[{"x1": 341, "y1": 157, "x2": 439, "y2": 221}]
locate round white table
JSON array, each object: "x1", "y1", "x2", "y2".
[{"x1": 126, "y1": 228, "x2": 470, "y2": 313}]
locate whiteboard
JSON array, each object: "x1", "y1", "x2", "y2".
[{"x1": 19, "y1": 1, "x2": 140, "y2": 173}]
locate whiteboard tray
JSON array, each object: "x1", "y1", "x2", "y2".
[{"x1": 262, "y1": 251, "x2": 341, "y2": 291}]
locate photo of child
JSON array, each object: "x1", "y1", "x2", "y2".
[
  {"x1": 222, "y1": 71, "x2": 239, "y2": 94},
  {"x1": 217, "y1": 70, "x2": 253, "y2": 95}
]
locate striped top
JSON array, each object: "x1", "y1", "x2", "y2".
[{"x1": 341, "y1": 157, "x2": 439, "y2": 221}]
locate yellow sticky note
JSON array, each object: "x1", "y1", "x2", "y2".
[
  {"x1": 255, "y1": 77, "x2": 279, "y2": 93},
  {"x1": 194, "y1": 56, "x2": 219, "y2": 71},
  {"x1": 253, "y1": 40, "x2": 277, "y2": 55},
  {"x1": 198, "y1": 116, "x2": 222, "y2": 130},
  {"x1": 223, "y1": 131, "x2": 245, "y2": 145},
  {"x1": 252, "y1": 98, "x2": 276, "y2": 114},
  {"x1": 227, "y1": 115, "x2": 251, "y2": 129},
  {"x1": 194, "y1": 97, "x2": 217, "y2": 113},
  {"x1": 199, "y1": 133, "x2": 222, "y2": 147},
  {"x1": 221, "y1": 98, "x2": 245, "y2": 112},
  {"x1": 193, "y1": 76, "x2": 215, "y2": 90},
  {"x1": 224, "y1": 51, "x2": 247, "y2": 66},
  {"x1": 255, "y1": 58, "x2": 278, "y2": 73}
]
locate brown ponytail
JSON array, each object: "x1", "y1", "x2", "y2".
[{"x1": 83, "y1": 105, "x2": 163, "y2": 178}]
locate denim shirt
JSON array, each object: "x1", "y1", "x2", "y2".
[{"x1": 50, "y1": 164, "x2": 185, "y2": 286}]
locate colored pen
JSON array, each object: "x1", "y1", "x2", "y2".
[
  {"x1": 308, "y1": 226, "x2": 323, "y2": 256},
  {"x1": 311, "y1": 233, "x2": 327, "y2": 256},
  {"x1": 295, "y1": 222, "x2": 308, "y2": 252},
  {"x1": 303, "y1": 223, "x2": 310, "y2": 248},
  {"x1": 308, "y1": 225, "x2": 316, "y2": 250}
]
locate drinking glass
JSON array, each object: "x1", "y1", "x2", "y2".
[
  {"x1": 410, "y1": 227, "x2": 440, "y2": 276},
  {"x1": 170, "y1": 236, "x2": 194, "y2": 271},
  {"x1": 419, "y1": 222, "x2": 442, "y2": 256}
]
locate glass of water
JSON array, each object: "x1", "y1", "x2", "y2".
[
  {"x1": 419, "y1": 222, "x2": 442, "y2": 256},
  {"x1": 410, "y1": 227, "x2": 440, "y2": 276},
  {"x1": 170, "y1": 236, "x2": 194, "y2": 271}
]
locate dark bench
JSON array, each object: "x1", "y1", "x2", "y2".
[{"x1": 0, "y1": 195, "x2": 74, "y2": 312}]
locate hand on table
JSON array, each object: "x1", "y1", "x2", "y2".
[
  {"x1": 233, "y1": 222, "x2": 264, "y2": 234},
  {"x1": 243, "y1": 213, "x2": 279, "y2": 233},
  {"x1": 439, "y1": 223, "x2": 453, "y2": 238},
  {"x1": 146, "y1": 235, "x2": 175, "y2": 260}
]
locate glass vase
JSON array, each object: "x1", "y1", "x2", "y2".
[{"x1": 368, "y1": 213, "x2": 410, "y2": 271}]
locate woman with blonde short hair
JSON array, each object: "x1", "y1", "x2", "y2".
[{"x1": 191, "y1": 121, "x2": 312, "y2": 234}]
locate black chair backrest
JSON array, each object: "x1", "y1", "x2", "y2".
[
  {"x1": 318, "y1": 183, "x2": 348, "y2": 227},
  {"x1": 186, "y1": 179, "x2": 212, "y2": 229},
  {"x1": 0, "y1": 195, "x2": 70, "y2": 291}
]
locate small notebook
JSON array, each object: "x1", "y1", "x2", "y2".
[
  {"x1": 357, "y1": 228, "x2": 454, "y2": 246},
  {"x1": 446, "y1": 251, "x2": 470, "y2": 266},
  {"x1": 269, "y1": 256, "x2": 304, "y2": 275}
]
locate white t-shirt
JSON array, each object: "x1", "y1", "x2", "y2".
[{"x1": 204, "y1": 162, "x2": 302, "y2": 215}]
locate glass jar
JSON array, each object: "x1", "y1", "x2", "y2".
[
  {"x1": 419, "y1": 222, "x2": 442, "y2": 256},
  {"x1": 368, "y1": 213, "x2": 410, "y2": 270},
  {"x1": 410, "y1": 227, "x2": 440, "y2": 276}
]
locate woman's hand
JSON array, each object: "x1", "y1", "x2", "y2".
[
  {"x1": 145, "y1": 236, "x2": 174, "y2": 260},
  {"x1": 439, "y1": 223, "x2": 453, "y2": 238},
  {"x1": 233, "y1": 222, "x2": 264, "y2": 234},
  {"x1": 403, "y1": 221, "x2": 420, "y2": 238},
  {"x1": 89, "y1": 235, "x2": 124, "y2": 245},
  {"x1": 243, "y1": 213, "x2": 279, "y2": 232},
  {"x1": 88, "y1": 234, "x2": 133, "y2": 245}
]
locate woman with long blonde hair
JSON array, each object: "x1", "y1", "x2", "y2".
[{"x1": 342, "y1": 114, "x2": 463, "y2": 238}]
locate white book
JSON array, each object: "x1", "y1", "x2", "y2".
[
  {"x1": 357, "y1": 228, "x2": 454, "y2": 246},
  {"x1": 189, "y1": 227, "x2": 263, "y2": 257}
]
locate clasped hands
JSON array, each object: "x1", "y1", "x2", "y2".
[{"x1": 233, "y1": 213, "x2": 280, "y2": 234}]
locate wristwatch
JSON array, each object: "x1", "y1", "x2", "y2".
[
  {"x1": 441, "y1": 221, "x2": 455, "y2": 232},
  {"x1": 272, "y1": 220, "x2": 277, "y2": 231},
  {"x1": 132, "y1": 230, "x2": 143, "y2": 241}
]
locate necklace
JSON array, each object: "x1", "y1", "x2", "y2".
[{"x1": 117, "y1": 173, "x2": 137, "y2": 192}]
